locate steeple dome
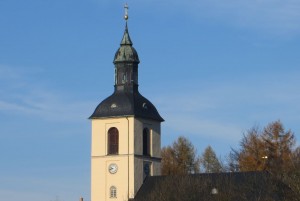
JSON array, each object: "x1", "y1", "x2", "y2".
[
  {"x1": 90, "y1": 14, "x2": 163, "y2": 122},
  {"x1": 113, "y1": 23, "x2": 140, "y2": 64}
]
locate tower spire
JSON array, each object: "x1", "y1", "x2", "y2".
[{"x1": 119, "y1": 3, "x2": 132, "y2": 46}]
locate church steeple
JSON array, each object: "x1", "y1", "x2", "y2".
[
  {"x1": 90, "y1": 4, "x2": 163, "y2": 122},
  {"x1": 113, "y1": 25, "x2": 139, "y2": 92},
  {"x1": 113, "y1": 8, "x2": 140, "y2": 92},
  {"x1": 90, "y1": 5, "x2": 163, "y2": 201}
]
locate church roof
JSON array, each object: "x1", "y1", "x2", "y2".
[
  {"x1": 90, "y1": 90, "x2": 164, "y2": 121},
  {"x1": 131, "y1": 172, "x2": 287, "y2": 201}
]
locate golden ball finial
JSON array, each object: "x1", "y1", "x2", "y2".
[{"x1": 124, "y1": 3, "x2": 129, "y2": 21}]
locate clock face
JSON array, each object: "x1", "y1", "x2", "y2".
[{"x1": 108, "y1": 163, "x2": 118, "y2": 174}]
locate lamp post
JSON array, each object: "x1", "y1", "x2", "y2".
[{"x1": 262, "y1": 156, "x2": 268, "y2": 170}]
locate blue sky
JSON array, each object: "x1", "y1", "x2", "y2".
[{"x1": 1, "y1": 0, "x2": 300, "y2": 201}]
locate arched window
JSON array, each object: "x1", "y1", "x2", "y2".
[
  {"x1": 143, "y1": 128, "x2": 150, "y2": 156},
  {"x1": 108, "y1": 127, "x2": 119, "y2": 155},
  {"x1": 110, "y1": 186, "x2": 117, "y2": 198}
]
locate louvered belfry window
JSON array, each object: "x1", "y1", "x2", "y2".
[
  {"x1": 108, "y1": 127, "x2": 119, "y2": 155},
  {"x1": 143, "y1": 128, "x2": 150, "y2": 156}
]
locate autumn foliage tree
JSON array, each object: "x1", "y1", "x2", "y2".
[
  {"x1": 223, "y1": 120, "x2": 300, "y2": 200},
  {"x1": 236, "y1": 126, "x2": 267, "y2": 171},
  {"x1": 262, "y1": 121, "x2": 295, "y2": 173},
  {"x1": 161, "y1": 136, "x2": 200, "y2": 175},
  {"x1": 201, "y1": 146, "x2": 223, "y2": 173},
  {"x1": 233, "y1": 120, "x2": 296, "y2": 174}
]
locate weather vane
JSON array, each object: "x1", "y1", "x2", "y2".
[{"x1": 124, "y1": 3, "x2": 129, "y2": 21}]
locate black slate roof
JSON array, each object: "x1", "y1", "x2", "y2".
[
  {"x1": 89, "y1": 90, "x2": 164, "y2": 122},
  {"x1": 131, "y1": 172, "x2": 286, "y2": 201}
]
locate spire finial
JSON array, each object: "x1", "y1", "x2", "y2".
[{"x1": 124, "y1": 3, "x2": 129, "y2": 21}]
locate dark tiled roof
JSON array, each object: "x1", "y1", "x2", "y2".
[
  {"x1": 131, "y1": 172, "x2": 285, "y2": 201},
  {"x1": 89, "y1": 90, "x2": 164, "y2": 122}
]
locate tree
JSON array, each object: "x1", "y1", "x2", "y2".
[
  {"x1": 201, "y1": 146, "x2": 223, "y2": 173},
  {"x1": 232, "y1": 121, "x2": 300, "y2": 200},
  {"x1": 292, "y1": 146, "x2": 300, "y2": 169},
  {"x1": 161, "y1": 136, "x2": 200, "y2": 175},
  {"x1": 225, "y1": 151, "x2": 239, "y2": 172},
  {"x1": 262, "y1": 120, "x2": 295, "y2": 174},
  {"x1": 237, "y1": 126, "x2": 267, "y2": 171},
  {"x1": 280, "y1": 146, "x2": 300, "y2": 201},
  {"x1": 161, "y1": 146, "x2": 177, "y2": 175},
  {"x1": 233, "y1": 120, "x2": 296, "y2": 174}
]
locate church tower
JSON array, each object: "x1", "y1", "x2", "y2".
[{"x1": 90, "y1": 5, "x2": 164, "y2": 201}]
